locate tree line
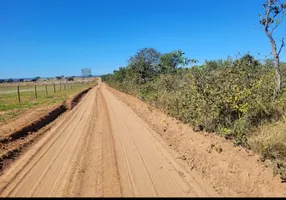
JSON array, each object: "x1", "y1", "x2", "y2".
[{"x1": 102, "y1": 0, "x2": 286, "y2": 147}]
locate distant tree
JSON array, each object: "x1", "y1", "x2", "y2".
[
  {"x1": 55, "y1": 76, "x2": 62, "y2": 80},
  {"x1": 66, "y1": 76, "x2": 74, "y2": 81},
  {"x1": 7, "y1": 79, "x2": 13, "y2": 83},
  {"x1": 81, "y1": 68, "x2": 92, "y2": 79},
  {"x1": 0, "y1": 79, "x2": 5, "y2": 83},
  {"x1": 159, "y1": 50, "x2": 197, "y2": 74},
  {"x1": 31, "y1": 77, "x2": 40, "y2": 82},
  {"x1": 259, "y1": 0, "x2": 286, "y2": 92},
  {"x1": 19, "y1": 79, "x2": 24, "y2": 82}
]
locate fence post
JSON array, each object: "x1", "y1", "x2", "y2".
[
  {"x1": 35, "y1": 85, "x2": 37, "y2": 99},
  {"x1": 54, "y1": 84, "x2": 56, "y2": 93},
  {"x1": 60, "y1": 83, "x2": 61, "y2": 92},
  {"x1": 46, "y1": 84, "x2": 48, "y2": 96},
  {"x1": 17, "y1": 85, "x2": 20, "y2": 103}
]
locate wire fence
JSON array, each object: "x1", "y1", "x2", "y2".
[{"x1": 0, "y1": 82, "x2": 91, "y2": 103}]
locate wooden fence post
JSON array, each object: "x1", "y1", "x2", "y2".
[
  {"x1": 54, "y1": 84, "x2": 56, "y2": 93},
  {"x1": 46, "y1": 84, "x2": 48, "y2": 96},
  {"x1": 60, "y1": 83, "x2": 61, "y2": 92},
  {"x1": 17, "y1": 85, "x2": 20, "y2": 103},
  {"x1": 35, "y1": 85, "x2": 37, "y2": 99}
]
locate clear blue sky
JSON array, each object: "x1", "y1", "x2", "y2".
[{"x1": 0, "y1": 0, "x2": 285, "y2": 79}]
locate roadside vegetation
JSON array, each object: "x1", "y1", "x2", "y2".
[
  {"x1": 102, "y1": 0, "x2": 286, "y2": 180},
  {"x1": 102, "y1": 49, "x2": 286, "y2": 180}
]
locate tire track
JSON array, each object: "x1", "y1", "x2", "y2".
[
  {"x1": 1, "y1": 92, "x2": 91, "y2": 195},
  {"x1": 101, "y1": 84, "x2": 216, "y2": 197},
  {"x1": 0, "y1": 81, "x2": 217, "y2": 197},
  {"x1": 0, "y1": 87, "x2": 97, "y2": 197}
]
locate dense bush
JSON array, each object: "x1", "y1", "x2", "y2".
[{"x1": 102, "y1": 48, "x2": 286, "y2": 179}]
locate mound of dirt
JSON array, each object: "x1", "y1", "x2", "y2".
[{"x1": 67, "y1": 87, "x2": 92, "y2": 110}]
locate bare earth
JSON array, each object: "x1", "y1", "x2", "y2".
[{"x1": 0, "y1": 82, "x2": 285, "y2": 197}]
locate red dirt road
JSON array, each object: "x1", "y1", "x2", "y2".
[{"x1": 0, "y1": 82, "x2": 216, "y2": 197}]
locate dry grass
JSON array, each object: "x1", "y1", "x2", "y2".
[{"x1": 249, "y1": 117, "x2": 286, "y2": 180}]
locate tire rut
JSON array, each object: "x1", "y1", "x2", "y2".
[{"x1": 0, "y1": 82, "x2": 217, "y2": 197}]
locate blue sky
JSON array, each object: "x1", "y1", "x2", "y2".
[{"x1": 0, "y1": 0, "x2": 285, "y2": 79}]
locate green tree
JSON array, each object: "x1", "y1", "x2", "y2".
[
  {"x1": 159, "y1": 50, "x2": 197, "y2": 74},
  {"x1": 128, "y1": 48, "x2": 161, "y2": 84},
  {"x1": 113, "y1": 67, "x2": 127, "y2": 83},
  {"x1": 66, "y1": 76, "x2": 74, "y2": 81}
]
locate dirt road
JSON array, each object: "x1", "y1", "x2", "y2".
[{"x1": 0, "y1": 82, "x2": 217, "y2": 197}]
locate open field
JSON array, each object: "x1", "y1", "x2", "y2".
[{"x1": 0, "y1": 78, "x2": 97, "y2": 125}]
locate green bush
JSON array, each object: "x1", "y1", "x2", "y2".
[
  {"x1": 102, "y1": 51, "x2": 283, "y2": 145},
  {"x1": 102, "y1": 50, "x2": 286, "y2": 179}
]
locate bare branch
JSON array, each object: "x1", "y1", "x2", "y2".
[
  {"x1": 271, "y1": 12, "x2": 286, "y2": 34},
  {"x1": 278, "y1": 37, "x2": 285, "y2": 56},
  {"x1": 264, "y1": 0, "x2": 273, "y2": 29}
]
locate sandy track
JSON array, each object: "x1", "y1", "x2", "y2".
[{"x1": 0, "y1": 82, "x2": 216, "y2": 197}]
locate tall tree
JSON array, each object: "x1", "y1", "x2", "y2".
[
  {"x1": 259, "y1": 0, "x2": 286, "y2": 92},
  {"x1": 128, "y1": 48, "x2": 161, "y2": 84},
  {"x1": 81, "y1": 68, "x2": 92, "y2": 79}
]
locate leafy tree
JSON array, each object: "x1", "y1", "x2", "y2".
[
  {"x1": 128, "y1": 48, "x2": 161, "y2": 84},
  {"x1": 159, "y1": 50, "x2": 197, "y2": 74},
  {"x1": 7, "y1": 79, "x2": 13, "y2": 83},
  {"x1": 0, "y1": 79, "x2": 5, "y2": 83},
  {"x1": 66, "y1": 76, "x2": 74, "y2": 81},
  {"x1": 113, "y1": 67, "x2": 127, "y2": 83},
  {"x1": 81, "y1": 68, "x2": 92, "y2": 78},
  {"x1": 259, "y1": 0, "x2": 286, "y2": 92}
]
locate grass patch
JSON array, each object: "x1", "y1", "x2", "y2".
[
  {"x1": 249, "y1": 118, "x2": 286, "y2": 180},
  {"x1": 0, "y1": 81, "x2": 96, "y2": 124}
]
